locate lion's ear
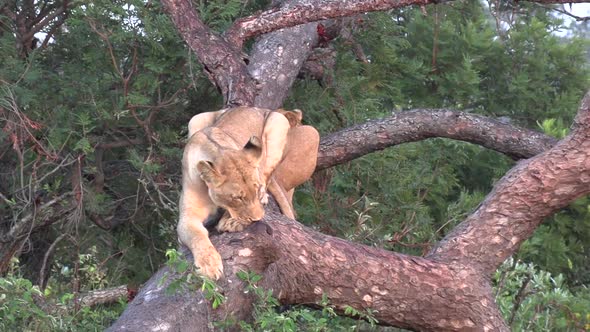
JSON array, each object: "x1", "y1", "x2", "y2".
[
  {"x1": 243, "y1": 136, "x2": 262, "y2": 160},
  {"x1": 197, "y1": 161, "x2": 223, "y2": 187}
]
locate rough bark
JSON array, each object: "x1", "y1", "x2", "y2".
[
  {"x1": 428, "y1": 93, "x2": 590, "y2": 276},
  {"x1": 225, "y1": 0, "x2": 590, "y2": 48},
  {"x1": 109, "y1": 208, "x2": 508, "y2": 331},
  {"x1": 248, "y1": 19, "x2": 319, "y2": 109},
  {"x1": 316, "y1": 109, "x2": 558, "y2": 171},
  {"x1": 78, "y1": 285, "x2": 129, "y2": 307},
  {"x1": 161, "y1": 0, "x2": 256, "y2": 106}
]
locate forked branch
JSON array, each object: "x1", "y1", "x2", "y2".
[
  {"x1": 161, "y1": 0, "x2": 255, "y2": 106},
  {"x1": 428, "y1": 92, "x2": 590, "y2": 275}
]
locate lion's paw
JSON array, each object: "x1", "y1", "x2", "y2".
[
  {"x1": 194, "y1": 247, "x2": 223, "y2": 280},
  {"x1": 217, "y1": 216, "x2": 251, "y2": 233},
  {"x1": 259, "y1": 184, "x2": 269, "y2": 204}
]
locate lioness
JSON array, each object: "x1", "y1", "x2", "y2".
[{"x1": 178, "y1": 107, "x2": 319, "y2": 279}]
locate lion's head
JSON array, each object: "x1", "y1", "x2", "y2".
[{"x1": 196, "y1": 136, "x2": 265, "y2": 222}]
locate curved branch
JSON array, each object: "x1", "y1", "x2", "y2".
[
  {"x1": 226, "y1": 0, "x2": 437, "y2": 48},
  {"x1": 316, "y1": 109, "x2": 557, "y2": 171},
  {"x1": 428, "y1": 92, "x2": 590, "y2": 276},
  {"x1": 225, "y1": 0, "x2": 590, "y2": 48}
]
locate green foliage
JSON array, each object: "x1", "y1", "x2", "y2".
[
  {"x1": 0, "y1": 259, "x2": 125, "y2": 331},
  {"x1": 161, "y1": 249, "x2": 225, "y2": 308},
  {"x1": 235, "y1": 271, "x2": 381, "y2": 331},
  {"x1": 538, "y1": 118, "x2": 570, "y2": 139},
  {"x1": 0, "y1": 273, "x2": 53, "y2": 331},
  {"x1": 494, "y1": 258, "x2": 590, "y2": 331}
]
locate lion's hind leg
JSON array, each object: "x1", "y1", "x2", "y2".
[{"x1": 267, "y1": 176, "x2": 295, "y2": 219}]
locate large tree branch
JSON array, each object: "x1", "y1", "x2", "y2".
[
  {"x1": 427, "y1": 92, "x2": 590, "y2": 275},
  {"x1": 109, "y1": 209, "x2": 508, "y2": 331},
  {"x1": 247, "y1": 0, "x2": 319, "y2": 109},
  {"x1": 316, "y1": 109, "x2": 558, "y2": 171},
  {"x1": 225, "y1": 0, "x2": 590, "y2": 48},
  {"x1": 161, "y1": 0, "x2": 256, "y2": 106}
]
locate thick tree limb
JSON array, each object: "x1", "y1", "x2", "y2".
[
  {"x1": 428, "y1": 92, "x2": 590, "y2": 275},
  {"x1": 161, "y1": 0, "x2": 256, "y2": 106},
  {"x1": 316, "y1": 109, "x2": 558, "y2": 171},
  {"x1": 247, "y1": 7, "x2": 319, "y2": 109},
  {"x1": 226, "y1": 0, "x2": 437, "y2": 48},
  {"x1": 109, "y1": 209, "x2": 508, "y2": 331},
  {"x1": 225, "y1": 0, "x2": 590, "y2": 47}
]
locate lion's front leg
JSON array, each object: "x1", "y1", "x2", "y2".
[{"x1": 178, "y1": 182, "x2": 224, "y2": 280}]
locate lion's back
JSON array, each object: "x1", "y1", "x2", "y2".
[{"x1": 214, "y1": 107, "x2": 269, "y2": 146}]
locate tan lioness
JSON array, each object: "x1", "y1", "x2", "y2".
[{"x1": 178, "y1": 107, "x2": 319, "y2": 279}]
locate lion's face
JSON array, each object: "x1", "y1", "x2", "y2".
[{"x1": 197, "y1": 137, "x2": 265, "y2": 222}]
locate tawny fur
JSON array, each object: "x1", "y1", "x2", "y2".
[{"x1": 178, "y1": 107, "x2": 319, "y2": 279}]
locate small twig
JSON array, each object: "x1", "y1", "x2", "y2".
[
  {"x1": 508, "y1": 274, "x2": 532, "y2": 325},
  {"x1": 88, "y1": 19, "x2": 124, "y2": 78},
  {"x1": 38, "y1": 233, "x2": 68, "y2": 290},
  {"x1": 0, "y1": 192, "x2": 73, "y2": 243},
  {"x1": 494, "y1": 258, "x2": 518, "y2": 298},
  {"x1": 540, "y1": 4, "x2": 590, "y2": 22},
  {"x1": 0, "y1": 191, "x2": 12, "y2": 205}
]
